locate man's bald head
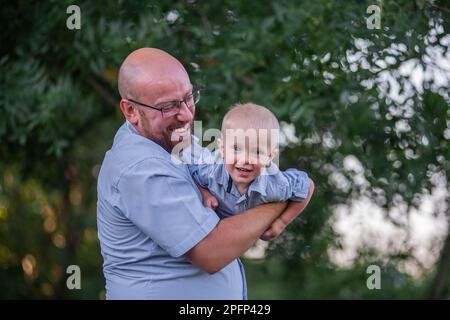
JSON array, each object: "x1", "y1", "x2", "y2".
[{"x1": 118, "y1": 48, "x2": 189, "y2": 99}]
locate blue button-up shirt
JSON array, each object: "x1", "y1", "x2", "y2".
[
  {"x1": 97, "y1": 121, "x2": 246, "y2": 299},
  {"x1": 183, "y1": 140, "x2": 310, "y2": 219}
]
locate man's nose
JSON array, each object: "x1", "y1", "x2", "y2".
[{"x1": 176, "y1": 102, "x2": 194, "y2": 122}]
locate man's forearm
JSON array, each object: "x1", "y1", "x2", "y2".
[{"x1": 186, "y1": 202, "x2": 287, "y2": 274}]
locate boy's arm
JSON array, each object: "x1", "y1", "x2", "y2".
[
  {"x1": 260, "y1": 178, "x2": 314, "y2": 241},
  {"x1": 182, "y1": 135, "x2": 218, "y2": 188},
  {"x1": 184, "y1": 142, "x2": 220, "y2": 209},
  {"x1": 194, "y1": 179, "x2": 218, "y2": 210}
]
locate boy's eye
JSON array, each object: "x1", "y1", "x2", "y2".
[{"x1": 253, "y1": 149, "x2": 265, "y2": 156}]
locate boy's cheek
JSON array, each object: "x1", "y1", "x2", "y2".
[
  {"x1": 223, "y1": 151, "x2": 236, "y2": 166},
  {"x1": 225, "y1": 164, "x2": 235, "y2": 175},
  {"x1": 255, "y1": 161, "x2": 265, "y2": 170}
]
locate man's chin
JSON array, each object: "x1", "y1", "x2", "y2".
[
  {"x1": 171, "y1": 127, "x2": 191, "y2": 142},
  {"x1": 171, "y1": 132, "x2": 190, "y2": 143},
  {"x1": 166, "y1": 132, "x2": 191, "y2": 153}
]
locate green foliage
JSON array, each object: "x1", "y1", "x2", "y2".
[{"x1": 0, "y1": 0, "x2": 449, "y2": 298}]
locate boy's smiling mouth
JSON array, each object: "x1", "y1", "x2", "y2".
[{"x1": 235, "y1": 166, "x2": 254, "y2": 179}]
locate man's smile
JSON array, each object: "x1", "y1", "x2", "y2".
[{"x1": 171, "y1": 123, "x2": 190, "y2": 134}]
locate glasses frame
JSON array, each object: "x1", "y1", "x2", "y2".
[{"x1": 127, "y1": 87, "x2": 201, "y2": 118}]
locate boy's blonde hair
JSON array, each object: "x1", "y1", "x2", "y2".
[{"x1": 221, "y1": 103, "x2": 280, "y2": 133}]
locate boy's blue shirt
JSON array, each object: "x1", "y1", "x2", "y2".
[{"x1": 182, "y1": 137, "x2": 310, "y2": 219}]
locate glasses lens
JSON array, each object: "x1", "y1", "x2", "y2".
[
  {"x1": 193, "y1": 90, "x2": 200, "y2": 104},
  {"x1": 184, "y1": 93, "x2": 194, "y2": 107},
  {"x1": 161, "y1": 102, "x2": 180, "y2": 118}
]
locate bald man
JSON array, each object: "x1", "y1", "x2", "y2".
[{"x1": 96, "y1": 48, "x2": 287, "y2": 299}]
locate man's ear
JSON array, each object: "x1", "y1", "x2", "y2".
[
  {"x1": 217, "y1": 136, "x2": 225, "y2": 158},
  {"x1": 119, "y1": 99, "x2": 139, "y2": 125}
]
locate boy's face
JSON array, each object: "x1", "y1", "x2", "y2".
[{"x1": 219, "y1": 130, "x2": 277, "y2": 187}]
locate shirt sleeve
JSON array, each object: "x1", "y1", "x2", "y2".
[
  {"x1": 189, "y1": 163, "x2": 214, "y2": 188},
  {"x1": 282, "y1": 169, "x2": 310, "y2": 202},
  {"x1": 117, "y1": 158, "x2": 220, "y2": 257},
  {"x1": 180, "y1": 136, "x2": 217, "y2": 188}
]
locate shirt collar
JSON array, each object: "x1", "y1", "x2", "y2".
[
  {"x1": 246, "y1": 176, "x2": 268, "y2": 198},
  {"x1": 122, "y1": 120, "x2": 171, "y2": 158},
  {"x1": 125, "y1": 120, "x2": 139, "y2": 135},
  {"x1": 229, "y1": 161, "x2": 281, "y2": 200},
  {"x1": 216, "y1": 163, "x2": 280, "y2": 201},
  {"x1": 248, "y1": 162, "x2": 280, "y2": 197}
]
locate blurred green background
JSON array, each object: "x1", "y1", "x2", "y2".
[{"x1": 0, "y1": 0, "x2": 449, "y2": 299}]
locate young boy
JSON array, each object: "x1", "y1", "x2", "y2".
[{"x1": 184, "y1": 103, "x2": 314, "y2": 240}]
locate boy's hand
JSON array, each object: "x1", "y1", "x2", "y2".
[
  {"x1": 194, "y1": 180, "x2": 219, "y2": 210},
  {"x1": 199, "y1": 186, "x2": 218, "y2": 210},
  {"x1": 204, "y1": 193, "x2": 219, "y2": 210},
  {"x1": 260, "y1": 217, "x2": 287, "y2": 241}
]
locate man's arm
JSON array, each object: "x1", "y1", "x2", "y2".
[
  {"x1": 260, "y1": 179, "x2": 315, "y2": 241},
  {"x1": 186, "y1": 202, "x2": 287, "y2": 274}
]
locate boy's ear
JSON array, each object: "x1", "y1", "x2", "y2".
[
  {"x1": 269, "y1": 148, "x2": 279, "y2": 162},
  {"x1": 217, "y1": 137, "x2": 225, "y2": 158}
]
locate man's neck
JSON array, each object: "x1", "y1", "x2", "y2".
[{"x1": 131, "y1": 122, "x2": 174, "y2": 153}]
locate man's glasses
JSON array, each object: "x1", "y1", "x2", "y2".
[{"x1": 128, "y1": 88, "x2": 200, "y2": 118}]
